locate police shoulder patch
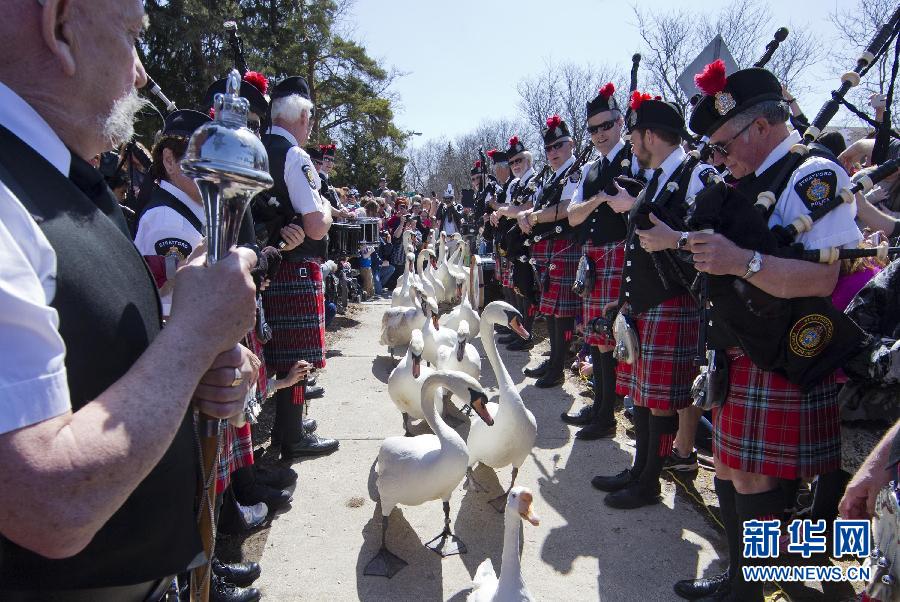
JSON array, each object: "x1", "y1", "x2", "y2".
[
  {"x1": 569, "y1": 168, "x2": 582, "y2": 183},
  {"x1": 302, "y1": 164, "x2": 317, "y2": 188},
  {"x1": 794, "y1": 168, "x2": 837, "y2": 212},
  {"x1": 154, "y1": 237, "x2": 192, "y2": 261},
  {"x1": 697, "y1": 167, "x2": 718, "y2": 187}
]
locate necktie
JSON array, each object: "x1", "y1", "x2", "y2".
[{"x1": 642, "y1": 168, "x2": 663, "y2": 204}]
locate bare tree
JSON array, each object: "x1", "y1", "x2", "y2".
[{"x1": 632, "y1": 6, "x2": 698, "y2": 113}]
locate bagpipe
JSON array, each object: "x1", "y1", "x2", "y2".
[
  {"x1": 499, "y1": 164, "x2": 549, "y2": 258},
  {"x1": 525, "y1": 143, "x2": 595, "y2": 246}
]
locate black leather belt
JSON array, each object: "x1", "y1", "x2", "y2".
[{"x1": 1, "y1": 575, "x2": 174, "y2": 602}]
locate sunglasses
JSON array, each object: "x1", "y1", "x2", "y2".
[
  {"x1": 708, "y1": 120, "x2": 754, "y2": 158},
  {"x1": 544, "y1": 141, "x2": 566, "y2": 153},
  {"x1": 509, "y1": 157, "x2": 525, "y2": 166},
  {"x1": 587, "y1": 119, "x2": 617, "y2": 134}
]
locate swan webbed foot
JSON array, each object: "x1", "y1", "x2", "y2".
[
  {"x1": 463, "y1": 468, "x2": 487, "y2": 493},
  {"x1": 424, "y1": 528, "x2": 467, "y2": 557},
  {"x1": 363, "y1": 547, "x2": 408, "y2": 578},
  {"x1": 488, "y1": 492, "x2": 508, "y2": 513}
]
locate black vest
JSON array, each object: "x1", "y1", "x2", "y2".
[
  {"x1": 256, "y1": 133, "x2": 327, "y2": 259},
  {"x1": 0, "y1": 126, "x2": 202, "y2": 588},
  {"x1": 577, "y1": 145, "x2": 633, "y2": 245}
]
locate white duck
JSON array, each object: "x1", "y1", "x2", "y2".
[
  {"x1": 436, "y1": 320, "x2": 481, "y2": 381},
  {"x1": 388, "y1": 329, "x2": 437, "y2": 436},
  {"x1": 421, "y1": 295, "x2": 458, "y2": 366},
  {"x1": 364, "y1": 371, "x2": 494, "y2": 578},
  {"x1": 467, "y1": 486, "x2": 540, "y2": 602},
  {"x1": 440, "y1": 261, "x2": 480, "y2": 336},
  {"x1": 380, "y1": 284, "x2": 427, "y2": 357},
  {"x1": 391, "y1": 252, "x2": 417, "y2": 308},
  {"x1": 466, "y1": 301, "x2": 536, "y2": 511}
]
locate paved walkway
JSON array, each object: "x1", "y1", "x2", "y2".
[{"x1": 254, "y1": 299, "x2": 724, "y2": 601}]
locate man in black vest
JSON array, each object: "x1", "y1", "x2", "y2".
[
  {"x1": 256, "y1": 76, "x2": 339, "y2": 459},
  {"x1": 0, "y1": 1, "x2": 259, "y2": 599}
]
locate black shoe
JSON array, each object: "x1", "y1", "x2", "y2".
[
  {"x1": 591, "y1": 469, "x2": 635, "y2": 492},
  {"x1": 256, "y1": 464, "x2": 298, "y2": 489},
  {"x1": 673, "y1": 571, "x2": 731, "y2": 600},
  {"x1": 604, "y1": 484, "x2": 661, "y2": 509},
  {"x1": 282, "y1": 433, "x2": 340, "y2": 459},
  {"x1": 235, "y1": 481, "x2": 292, "y2": 511},
  {"x1": 497, "y1": 333, "x2": 518, "y2": 344},
  {"x1": 303, "y1": 418, "x2": 318, "y2": 433},
  {"x1": 534, "y1": 372, "x2": 564, "y2": 388},
  {"x1": 507, "y1": 336, "x2": 534, "y2": 351},
  {"x1": 212, "y1": 558, "x2": 262, "y2": 588},
  {"x1": 523, "y1": 360, "x2": 550, "y2": 378},
  {"x1": 306, "y1": 375, "x2": 317, "y2": 387},
  {"x1": 211, "y1": 574, "x2": 261, "y2": 602},
  {"x1": 560, "y1": 404, "x2": 593, "y2": 425},
  {"x1": 305, "y1": 384, "x2": 325, "y2": 399},
  {"x1": 664, "y1": 449, "x2": 699, "y2": 473},
  {"x1": 575, "y1": 421, "x2": 616, "y2": 440}
]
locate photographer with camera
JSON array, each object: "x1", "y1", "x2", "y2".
[{"x1": 437, "y1": 184, "x2": 463, "y2": 235}]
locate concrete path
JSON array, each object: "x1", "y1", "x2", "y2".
[{"x1": 255, "y1": 299, "x2": 724, "y2": 601}]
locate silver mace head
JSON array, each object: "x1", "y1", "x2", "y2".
[{"x1": 181, "y1": 69, "x2": 273, "y2": 265}]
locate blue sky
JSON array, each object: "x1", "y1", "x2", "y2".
[{"x1": 347, "y1": 0, "x2": 852, "y2": 142}]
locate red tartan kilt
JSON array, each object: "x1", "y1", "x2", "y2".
[
  {"x1": 621, "y1": 293, "x2": 699, "y2": 411},
  {"x1": 500, "y1": 256, "x2": 514, "y2": 288},
  {"x1": 582, "y1": 241, "x2": 625, "y2": 347},
  {"x1": 262, "y1": 259, "x2": 326, "y2": 373},
  {"x1": 532, "y1": 237, "x2": 580, "y2": 317},
  {"x1": 216, "y1": 422, "x2": 254, "y2": 494},
  {"x1": 615, "y1": 360, "x2": 632, "y2": 397},
  {"x1": 713, "y1": 351, "x2": 841, "y2": 479}
]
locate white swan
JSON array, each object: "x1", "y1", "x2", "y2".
[
  {"x1": 422, "y1": 248, "x2": 447, "y2": 303},
  {"x1": 435, "y1": 232, "x2": 455, "y2": 294},
  {"x1": 380, "y1": 284, "x2": 426, "y2": 356},
  {"x1": 467, "y1": 486, "x2": 540, "y2": 602},
  {"x1": 391, "y1": 252, "x2": 417, "y2": 308},
  {"x1": 416, "y1": 249, "x2": 437, "y2": 301},
  {"x1": 466, "y1": 301, "x2": 536, "y2": 511},
  {"x1": 388, "y1": 329, "x2": 437, "y2": 435},
  {"x1": 436, "y1": 320, "x2": 481, "y2": 381},
  {"x1": 440, "y1": 261, "x2": 481, "y2": 336},
  {"x1": 421, "y1": 296, "x2": 458, "y2": 366},
  {"x1": 364, "y1": 371, "x2": 494, "y2": 578}
]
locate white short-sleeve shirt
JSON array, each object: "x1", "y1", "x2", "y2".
[{"x1": 269, "y1": 126, "x2": 325, "y2": 215}]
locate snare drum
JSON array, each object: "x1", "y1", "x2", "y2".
[
  {"x1": 346, "y1": 224, "x2": 362, "y2": 257},
  {"x1": 330, "y1": 222, "x2": 351, "y2": 257},
  {"x1": 358, "y1": 218, "x2": 379, "y2": 244}
]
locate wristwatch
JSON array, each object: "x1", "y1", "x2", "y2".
[
  {"x1": 742, "y1": 251, "x2": 763, "y2": 280},
  {"x1": 676, "y1": 231, "x2": 690, "y2": 250}
]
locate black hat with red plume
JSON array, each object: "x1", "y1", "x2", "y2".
[
  {"x1": 542, "y1": 114, "x2": 572, "y2": 145},
  {"x1": 486, "y1": 148, "x2": 508, "y2": 164},
  {"x1": 688, "y1": 60, "x2": 783, "y2": 137},
  {"x1": 627, "y1": 91, "x2": 684, "y2": 136},
  {"x1": 305, "y1": 145, "x2": 324, "y2": 162},
  {"x1": 320, "y1": 143, "x2": 337, "y2": 159},
  {"x1": 506, "y1": 135, "x2": 526, "y2": 159},
  {"x1": 470, "y1": 159, "x2": 483, "y2": 176},
  {"x1": 587, "y1": 83, "x2": 619, "y2": 119},
  {"x1": 203, "y1": 71, "x2": 270, "y2": 119}
]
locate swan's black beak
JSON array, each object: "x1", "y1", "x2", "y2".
[
  {"x1": 509, "y1": 314, "x2": 529, "y2": 340},
  {"x1": 412, "y1": 354, "x2": 421, "y2": 378},
  {"x1": 469, "y1": 392, "x2": 493, "y2": 426}
]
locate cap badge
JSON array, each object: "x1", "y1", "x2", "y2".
[{"x1": 714, "y1": 91, "x2": 737, "y2": 115}]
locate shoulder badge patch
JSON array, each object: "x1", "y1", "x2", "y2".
[
  {"x1": 788, "y1": 313, "x2": 833, "y2": 358},
  {"x1": 154, "y1": 237, "x2": 192, "y2": 261},
  {"x1": 794, "y1": 169, "x2": 837, "y2": 212},
  {"x1": 302, "y1": 164, "x2": 317, "y2": 188},
  {"x1": 697, "y1": 167, "x2": 718, "y2": 187},
  {"x1": 569, "y1": 168, "x2": 583, "y2": 184}
]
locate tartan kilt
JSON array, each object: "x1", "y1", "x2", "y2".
[
  {"x1": 261, "y1": 258, "x2": 326, "y2": 373},
  {"x1": 713, "y1": 351, "x2": 841, "y2": 479},
  {"x1": 216, "y1": 422, "x2": 254, "y2": 494},
  {"x1": 500, "y1": 255, "x2": 514, "y2": 288},
  {"x1": 621, "y1": 293, "x2": 699, "y2": 410},
  {"x1": 533, "y1": 237, "x2": 580, "y2": 318},
  {"x1": 582, "y1": 241, "x2": 625, "y2": 347}
]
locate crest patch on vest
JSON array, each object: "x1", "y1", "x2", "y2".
[
  {"x1": 794, "y1": 169, "x2": 837, "y2": 212},
  {"x1": 788, "y1": 313, "x2": 833, "y2": 358},
  {"x1": 155, "y1": 237, "x2": 192, "y2": 261},
  {"x1": 698, "y1": 167, "x2": 718, "y2": 187}
]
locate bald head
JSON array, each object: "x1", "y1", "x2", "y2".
[{"x1": 0, "y1": 0, "x2": 148, "y2": 159}]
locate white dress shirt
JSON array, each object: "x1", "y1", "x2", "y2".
[{"x1": 269, "y1": 126, "x2": 325, "y2": 215}]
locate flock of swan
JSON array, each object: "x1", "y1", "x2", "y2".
[{"x1": 370, "y1": 231, "x2": 540, "y2": 601}]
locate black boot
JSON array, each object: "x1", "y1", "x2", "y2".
[
  {"x1": 277, "y1": 387, "x2": 340, "y2": 460},
  {"x1": 231, "y1": 466, "x2": 292, "y2": 511},
  {"x1": 212, "y1": 557, "x2": 262, "y2": 587},
  {"x1": 730, "y1": 488, "x2": 784, "y2": 602},
  {"x1": 673, "y1": 478, "x2": 737, "y2": 599},
  {"x1": 592, "y1": 405, "x2": 649, "y2": 491},
  {"x1": 605, "y1": 412, "x2": 676, "y2": 509},
  {"x1": 575, "y1": 349, "x2": 617, "y2": 439},
  {"x1": 523, "y1": 359, "x2": 551, "y2": 378},
  {"x1": 560, "y1": 403, "x2": 594, "y2": 425},
  {"x1": 211, "y1": 573, "x2": 260, "y2": 602},
  {"x1": 256, "y1": 464, "x2": 298, "y2": 489},
  {"x1": 535, "y1": 316, "x2": 567, "y2": 388}
]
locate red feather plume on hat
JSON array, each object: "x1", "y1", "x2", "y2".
[
  {"x1": 545, "y1": 114, "x2": 562, "y2": 130},
  {"x1": 630, "y1": 91, "x2": 651, "y2": 111},
  {"x1": 474, "y1": 160, "x2": 482, "y2": 169},
  {"x1": 486, "y1": 148, "x2": 498, "y2": 159},
  {"x1": 243, "y1": 71, "x2": 268, "y2": 94},
  {"x1": 694, "y1": 59, "x2": 727, "y2": 96},
  {"x1": 599, "y1": 82, "x2": 615, "y2": 99},
  {"x1": 508, "y1": 135, "x2": 520, "y2": 147}
]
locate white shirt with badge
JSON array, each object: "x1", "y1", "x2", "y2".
[
  {"x1": 758, "y1": 130, "x2": 861, "y2": 251},
  {"x1": 0, "y1": 81, "x2": 71, "y2": 433},
  {"x1": 134, "y1": 180, "x2": 206, "y2": 316},
  {"x1": 269, "y1": 125, "x2": 325, "y2": 216}
]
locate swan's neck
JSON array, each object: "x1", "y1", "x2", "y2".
[
  {"x1": 497, "y1": 512, "x2": 525, "y2": 592},
  {"x1": 417, "y1": 255, "x2": 427, "y2": 277},
  {"x1": 481, "y1": 316, "x2": 514, "y2": 392},
  {"x1": 421, "y1": 380, "x2": 461, "y2": 447}
]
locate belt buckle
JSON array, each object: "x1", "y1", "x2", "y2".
[{"x1": 298, "y1": 267, "x2": 308, "y2": 278}]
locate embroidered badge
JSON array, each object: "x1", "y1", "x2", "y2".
[
  {"x1": 789, "y1": 313, "x2": 833, "y2": 358},
  {"x1": 698, "y1": 167, "x2": 718, "y2": 187},
  {"x1": 569, "y1": 168, "x2": 582, "y2": 184},
  {"x1": 714, "y1": 91, "x2": 736, "y2": 115},
  {"x1": 302, "y1": 164, "x2": 317, "y2": 188},
  {"x1": 794, "y1": 169, "x2": 837, "y2": 211},
  {"x1": 155, "y1": 237, "x2": 192, "y2": 261}
]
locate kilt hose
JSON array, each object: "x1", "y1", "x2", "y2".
[
  {"x1": 582, "y1": 241, "x2": 625, "y2": 347},
  {"x1": 532, "y1": 236, "x2": 580, "y2": 318},
  {"x1": 262, "y1": 258, "x2": 326, "y2": 406},
  {"x1": 216, "y1": 422, "x2": 254, "y2": 494},
  {"x1": 620, "y1": 293, "x2": 699, "y2": 411},
  {"x1": 714, "y1": 351, "x2": 841, "y2": 480}
]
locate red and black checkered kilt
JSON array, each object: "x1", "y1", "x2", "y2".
[
  {"x1": 216, "y1": 422, "x2": 254, "y2": 494},
  {"x1": 499, "y1": 255, "x2": 514, "y2": 289},
  {"x1": 619, "y1": 293, "x2": 699, "y2": 411},
  {"x1": 262, "y1": 258, "x2": 326, "y2": 376},
  {"x1": 582, "y1": 241, "x2": 625, "y2": 347},
  {"x1": 532, "y1": 237, "x2": 580, "y2": 318},
  {"x1": 713, "y1": 350, "x2": 841, "y2": 480}
]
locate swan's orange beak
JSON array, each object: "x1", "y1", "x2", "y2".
[
  {"x1": 432, "y1": 315, "x2": 440, "y2": 329},
  {"x1": 518, "y1": 491, "x2": 540, "y2": 526},
  {"x1": 509, "y1": 315, "x2": 530, "y2": 340},
  {"x1": 471, "y1": 395, "x2": 493, "y2": 426}
]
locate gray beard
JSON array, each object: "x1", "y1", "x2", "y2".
[{"x1": 101, "y1": 88, "x2": 151, "y2": 149}]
